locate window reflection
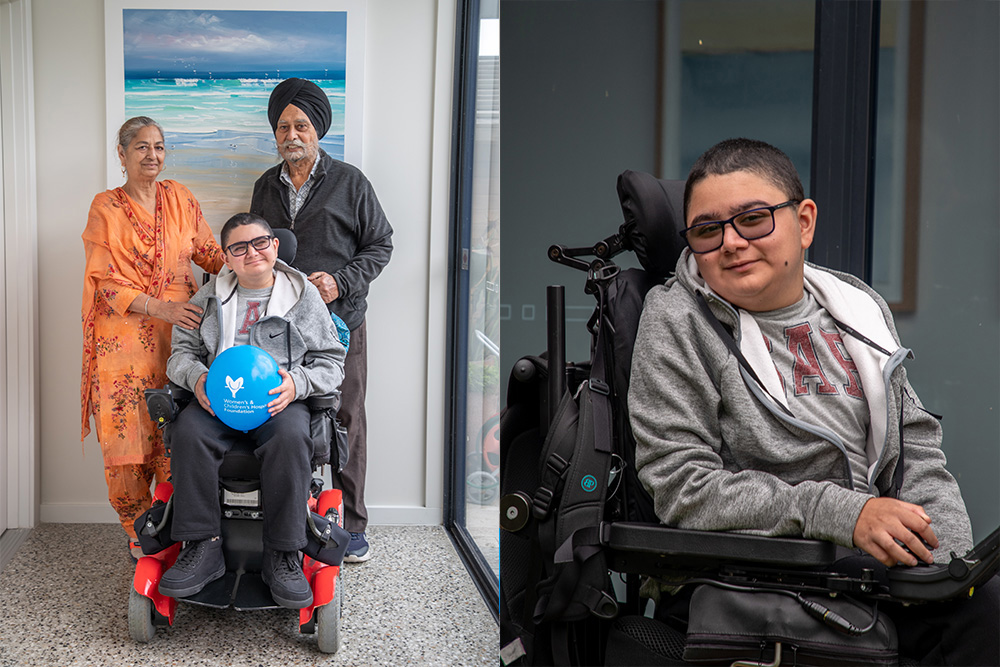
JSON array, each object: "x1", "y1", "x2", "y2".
[{"x1": 464, "y1": 15, "x2": 500, "y2": 578}]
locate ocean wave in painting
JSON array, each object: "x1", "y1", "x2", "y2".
[{"x1": 123, "y1": 77, "x2": 345, "y2": 229}]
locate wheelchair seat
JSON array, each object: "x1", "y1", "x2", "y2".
[{"x1": 218, "y1": 437, "x2": 262, "y2": 480}]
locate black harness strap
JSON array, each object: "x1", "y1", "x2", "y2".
[
  {"x1": 589, "y1": 274, "x2": 614, "y2": 454},
  {"x1": 695, "y1": 291, "x2": 794, "y2": 418}
]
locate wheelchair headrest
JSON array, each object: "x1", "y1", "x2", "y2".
[
  {"x1": 273, "y1": 228, "x2": 297, "y2": 265},
  {"x1": 616, "y1": 170, "x2": 686, "y2": 278}
]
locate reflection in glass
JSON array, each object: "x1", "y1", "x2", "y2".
[{"x1": 464, "y1": 16, "x2": 500, "y2": 578}]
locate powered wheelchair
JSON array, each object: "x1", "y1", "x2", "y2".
[
  {"x1": 127, "y1": 228, "x2": 351, "y2": 654},
  {"x1": 499, "y1": 171, "x2": 999, "y2": 666}
]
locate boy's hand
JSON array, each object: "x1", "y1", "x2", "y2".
[
  {"x1": 267, "y1": 368, "x2": 296, "y2": 415},
  {"x1": 194, "y1": 373, "x2": 215, "y2": 416},
  {"x1": 853, "y1": 497, "x2": 939, "y2": 567}
]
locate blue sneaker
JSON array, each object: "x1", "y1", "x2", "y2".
[{"x1": 344, "y1": 532, "x2": 371, "y2": 563}]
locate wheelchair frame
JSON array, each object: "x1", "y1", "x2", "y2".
[
  {"x1": 129, "y1": 385, "x2": 346, "y2": 653},
  {"x1": 127, "y1": 227, "x2": 348, "y2": 653}
]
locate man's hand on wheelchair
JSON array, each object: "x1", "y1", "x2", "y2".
[
  {"x1": 267, "y1": 369, "x2": 296, "y2": 416},
  {"x1": 853, "y1": 497, "x2": 939, "y2": 567}
]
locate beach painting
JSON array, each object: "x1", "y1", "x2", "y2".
[{"x1": 105, "y1": 1, "x2": 366, "y2": 231}]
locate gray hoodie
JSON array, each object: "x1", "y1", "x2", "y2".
[
  {"x1": 167, "y1": 259, "x2": 346, "y2": 403},
  {"x1": 628, "y1": 250, "x2": 973, "y2": 556}
]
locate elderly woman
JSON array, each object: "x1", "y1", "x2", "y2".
[{"x1": 81, "y1": 116, "x2": 225, "y2": 558}]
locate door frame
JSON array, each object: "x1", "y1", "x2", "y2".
[{"x1": 0, "y1": 0, "x2": 41, "y2": 532}]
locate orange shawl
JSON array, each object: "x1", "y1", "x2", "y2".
[{"x1": 80, "y1": 180, "x2": 224, "y2": 465}]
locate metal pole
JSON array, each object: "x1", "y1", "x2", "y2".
[{"x1": 546, "y1": 285, "x2": 566, "y2": 429}]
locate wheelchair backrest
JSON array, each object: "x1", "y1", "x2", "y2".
[
  {"x1": 273, "y1": 227, "x2": 297, "y2": 265},
  {"x1": 499, "y1": 170, "x2": 688, "y2": 666},
  {"x1": 615, "y1": 170, "x2": 687, "y2": 278},
  {"x1": 607, "y1": 171, "x2": 687, "y2": 525}
]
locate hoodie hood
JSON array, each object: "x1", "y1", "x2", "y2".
[
  {"x1": 675, "y1": 248, "x2": 910, "y2": 489},
  {"x1": 211, "y1": 259, "x2": 306, "y2": 353}
]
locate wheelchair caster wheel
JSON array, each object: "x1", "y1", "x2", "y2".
[
  {"x1": 128, "y1": 588, "x2": 157, "y2": 643},
  {"x1": 316, "y1": 577, "x2": 343, "y2": 653}
]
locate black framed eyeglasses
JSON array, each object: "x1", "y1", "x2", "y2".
[
  {"x1": 680, "y1": 200, "x2": 799, "y2": 254},
  {"x1": 225, "y1": 234, "x2": 274, "y2": 257}
]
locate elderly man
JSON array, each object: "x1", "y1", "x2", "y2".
[{"x1": 251, "y1": 78, "x2": 393, "y2": 563}]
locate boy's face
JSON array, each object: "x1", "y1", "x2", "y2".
[
  {"x1": 223, "y1": 223, "x2": 279, "y2": 288},
  {"x1": 686, "y1": 170, "x2": 816, "y2": 312}
]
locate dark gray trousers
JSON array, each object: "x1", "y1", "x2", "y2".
[
  {"x1": 332, "y1": 319, "x2": 369, "y2": 532},
  {"x1": 169, "y1": 401, "x2": 312, "y2": 551}
]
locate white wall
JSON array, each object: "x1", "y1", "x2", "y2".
[
  {"x1": 2, "y1": 0, "x2": 41, "y2": 533},
  {"x1": 32, "y1": 0, "x2": 453, "y2": 526},
  {"x1": 0, "y1": 0, "x2": 41, "y2": 532}
]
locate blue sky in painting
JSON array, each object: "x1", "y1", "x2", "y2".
[{"x1": 123, "y1": 9, "x2": 347, "y2": 78}]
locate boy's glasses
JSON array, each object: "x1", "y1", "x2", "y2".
[
  {"x1": 680, "y1": 201, "x2": 798, "y2": 254},
  {"x1": 225, "y1": 235, "x2": 274, "y2": 257}
]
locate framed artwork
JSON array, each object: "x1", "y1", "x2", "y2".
[{"x1": 104, "y1": 0, "x2": 366, "y2": 230}]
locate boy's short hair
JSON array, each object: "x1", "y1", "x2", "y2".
[
  {"x1": 683, "y1": 138, "x2": 805, "y2": 222},
  {"x1": 221, "y1": 212, "x2": 274, "y2": 249}
]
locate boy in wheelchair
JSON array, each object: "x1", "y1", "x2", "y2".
[
  {"x1": 158, "y1": 212, "x2": 346, "y2": 609},
  {"x1": 628, "y1": 138, "x2": 998, "y2": 665}
]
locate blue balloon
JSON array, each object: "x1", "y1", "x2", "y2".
[{"x1": 205, "y1": 345, "x2": 281, "y2": 431}]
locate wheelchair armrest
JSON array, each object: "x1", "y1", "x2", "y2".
[
  {"x1": 606, "y1": 522, "x2": 840, "y2": 573},
  {"x1": 885, "y1": 526, "x2": 999, "y2": 602},
  {"x1": 307, "y1": 393, "x2": 341, "y2": 413}
]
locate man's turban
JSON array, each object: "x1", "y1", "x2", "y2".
[{"x1": 267, "y1": 78, "x2": 332, "y2": 139}]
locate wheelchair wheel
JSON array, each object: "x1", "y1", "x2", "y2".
[
  {"x1": 316, "y1": 575, "x2": 343, "y2": 653},
  {"x1": 128, "y1": 588, "x2": 157, "y2": 643}
]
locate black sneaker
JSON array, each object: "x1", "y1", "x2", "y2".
[
  {"x1": 158, "y1": 538, "x2": 226, "y2": 598},
  {"x1": 262, "y1": 549, "x2": 313, "y2": 609}
]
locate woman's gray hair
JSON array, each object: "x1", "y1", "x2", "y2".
[{"x1": 116, "y1": 116, "x2": 164, "y2": 150}]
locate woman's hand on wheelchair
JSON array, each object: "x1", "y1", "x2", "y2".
[
  {"x1": 194, "y1": 373, "x2": 215, "y2": 416},
  {"x1": 267, "y1": 369, "x2": 296, "y2": 415}
]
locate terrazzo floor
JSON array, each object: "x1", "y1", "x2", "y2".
[{"x1": 0, "y1": 524, "x2": 497, "y2": 666}]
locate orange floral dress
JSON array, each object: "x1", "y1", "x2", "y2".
[{"x1": 81, "y1": 180, "x2": 224, "y2": 466}]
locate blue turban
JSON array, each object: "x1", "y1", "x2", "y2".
[{"x1": 267, "y1": 78, "x2": 332, "y2": 139}]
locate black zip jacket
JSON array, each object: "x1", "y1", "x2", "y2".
[{"x1": 250, "y1": 150, "x2": 393, "y2": 330}]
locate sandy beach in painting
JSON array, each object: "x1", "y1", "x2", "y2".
[{"x1": 125, "y1": 77, "x2": 345, "y2": 233}]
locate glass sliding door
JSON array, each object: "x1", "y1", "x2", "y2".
[
  {"x1": 463, "y1": 10, "x2": 501, "y2": 580},
  {"x1": 870, "y1": 0, "x2": 1000, "y2": 541},
  {"x1": 446, "y1": 0, "x2": 500, "y2": 616}
]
